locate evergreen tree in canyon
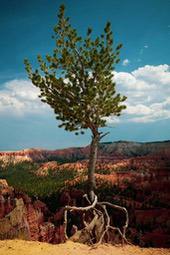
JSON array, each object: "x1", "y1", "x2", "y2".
[{"x1": 25, "y1": 5, "x2": 128, "y2": 244}]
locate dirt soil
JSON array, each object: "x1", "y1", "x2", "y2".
[{"x1": 0, "y1": 240, "x2": 169, "y2": 255}]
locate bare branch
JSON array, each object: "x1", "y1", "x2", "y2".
[{"x1": 99, "y1": 131, "x2": 110, "y2": 140}]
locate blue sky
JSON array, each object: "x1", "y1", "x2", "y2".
[{"x1": 0, "y1": 0, "x2": 170, "y2": 150}]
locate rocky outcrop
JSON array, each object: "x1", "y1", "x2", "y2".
[
  {"x1": 0, "y1": 180, "x2": 83, "y2": 244},
  {"x1": 0, "y1": 198, "x2": 30, "y2": 240},
  {"x1": 39, "y1": 223, "x2": 55, "y2": 242},
  {"x1": 36, "y1": 161, "x2": 59, "y2": 176},
  {"x1": 0, "y1": 180, "x2": 62, "y2": 243}
]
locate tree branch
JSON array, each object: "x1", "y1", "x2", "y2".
[{"x1": 99, "y1": 131, "x2": 110, "y2": 140}]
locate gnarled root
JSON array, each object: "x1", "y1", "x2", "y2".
[{"x1": 63, "y1": 193, "x2": 130, "y2": 245}]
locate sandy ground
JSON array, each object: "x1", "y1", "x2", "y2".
[{"x1": 0, "y1": 240, "x2": 170, "y2": 255}]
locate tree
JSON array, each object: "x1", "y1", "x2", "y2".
[{"x1": 24, "y1": 5, "x2": 128, "y2": 244}]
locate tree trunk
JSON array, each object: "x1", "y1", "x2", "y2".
[{"x1": 87, "y1": 132, "x2": 100, "y2": 202}]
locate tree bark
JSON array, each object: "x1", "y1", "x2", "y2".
[{"x1": 87, "y1": 131, "x2": 100, "y2": 202}]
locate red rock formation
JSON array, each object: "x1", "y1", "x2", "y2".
[
  {"x1": 0, "y1": 197, "x2": 30, "y2": 240},
  {"x1": 0, "y1": 180, "x2": 56, "y2": 242},
  {"x1": 0, "y1": 140, "x2": 170, "y2": 248},
  {"x1": 0, "y1": 180, "x2": 74, "y2": 244},
  {"x1": 53, "y1": 225, "x2": 65, "y2": 244},
  {"x1": 1, "y1": 140, "x2": 170, "y2": 165},
  {"x1": 39, "y1": 222, "x2": 55, "y2": 242},
  {"x1": 26, "y1": 203, "x2": 40, "y2": 240},
  {"x1": 0, "y1": 195, "x2": 5, "y2": 218},
  {"x1": 36, "y1": 161, "x2": 59, "y2": 176}
]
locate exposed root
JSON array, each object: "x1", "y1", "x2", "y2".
[
  {"x1": 63, "y1": 209, "x2": 68, "y2": 240},
  {"x1": 108, "y1": 226, "x2": 131, "y2": 245},
  {"x1": 98, "y1": 201, "x2": 129, "y2": 244},
  {"x1": 99, "y1": 201, "x2": 129, "y2": 230},
  {"x1": 95, "y1": 204, "x2": 110, "y2": 245},
  {"x1": 63, "y1": 193, "x2": 130, "y2": 245},
  {"x1": 82, "y1": 212, "x2": 88, "y2": 228},
  {"x1": 65, "y1": 194, "x2": 98, "y2": 212}
]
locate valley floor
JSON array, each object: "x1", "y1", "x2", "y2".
[{"x1": 0, "y1": 240, "x2": 169, "y2": 255}]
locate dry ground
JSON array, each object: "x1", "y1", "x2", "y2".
[{"x1": 0, "y1": 240, "x2": 170, "y2": 255}]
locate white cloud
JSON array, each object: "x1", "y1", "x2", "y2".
[
  {"x1": 114, "y1": 72, "x2": 154, "y2": 90},
  {"x1": 125, "y1": 104, "x2": 152, "y2": 115},
  {"x1": 0, "y1": 79, "x2": 50, "y2": 116},
  {"x1": 113, "y1": 64, "x2": 170, "y2": 123},
  {"x1": 132, "y1": 65, "x2": 170, "y2": 85},
  {"x1": 0, "y1": 64, "x2": 170, "y2": 124},
  {"x1": 122, "y1": 59, "x2": 130, "y2": 66}
]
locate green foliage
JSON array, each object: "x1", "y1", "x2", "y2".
[
  {"x1": 24, "y1": 4, "x2": 127, "y2": 135},
  {"x1": 0, "y1": 161, "x2": 77, "y2": 198}
]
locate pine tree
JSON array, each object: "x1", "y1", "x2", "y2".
[{"x1": 24, "y1": 5, "x2": 127, "y2": 201}]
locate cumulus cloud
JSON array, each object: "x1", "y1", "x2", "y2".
[
  {"x1": 122, "y1": 59, "x2": 130, "y2": 66},
  {"x1": 0, "y1": 64, "x2": 170, "y2": 124},
  {"x1": 0, "y1": 79, "x2": 50, "y2": 116},
  {"x1": 114, "y1": 64, "x2": 170, "y2": 123}
]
